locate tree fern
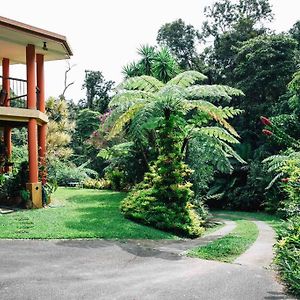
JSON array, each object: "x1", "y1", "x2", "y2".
[
  {"x1": 188, "y1": 100, "x2": 241, "y2": 137},
  {"x1": 103, "y1": 72, "x2": 244, "y2": 184}
]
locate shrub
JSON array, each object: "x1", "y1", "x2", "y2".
[
  {"x1": 121, "y1": 185, "x2": 205, "y2": 237},
  {"x1": 275, "y1": 216, "x2": 300, "y2": 296},
  {"x1": 105, "y1": 168, "x2": 127, "y2": 191},
  {"x1": 83, "y1": 178, "x2": 111, "y2": 190},
  {"x1": 48, "y1": 161, "x2": 97, "y2": 186},
  {"x1": 120, "y1": 115, "x2": 206, "y2": 237}
]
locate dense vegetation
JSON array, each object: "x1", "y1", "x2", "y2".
[{"x1": 1, "y1": 0, "x2": 299, "y2": 294}]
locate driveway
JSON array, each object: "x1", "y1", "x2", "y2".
[{"x1": 0, "y1": 238, "x2": 291, "y2": 300}]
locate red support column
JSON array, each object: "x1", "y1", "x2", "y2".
[
  {"x1": 26, "y1": 44, "x2": 36, "y2": 109},
  {"x1": 26, "y1": 45, "x2": 42, "y2": 208},
  {"x1": 26, "y1": 44, "x2": 38, "y2": 183},
  {"x1": 2, "y1": 58, "x2": 11, "y2": 173},
  {"x1": 28, "y1": 119, "x2": 38, "y2": 183},
  {"x1": 2, "y1": 58, "x2": 10, "y2": 105},
  {"x1": 3, "y1": 127, "x2": 12, "y2": 173},
  {"x1": 37, "y1": 53, "x2": 47, "y2": 184},
  {"x1": 36, "y1": 54, "x2": 45, "y2": 112}
]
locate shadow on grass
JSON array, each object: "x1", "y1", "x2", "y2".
[{"x1": 62, "y1": 190, "x2": 174, "y2": 240}]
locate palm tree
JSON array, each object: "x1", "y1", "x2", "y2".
[{"x1": 122, "y1": 45, "x2": 180, "y2": 83}]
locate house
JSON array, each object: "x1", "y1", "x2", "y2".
[{"x1": 0, "y1": 16, "x2": 72, "y2": 207}]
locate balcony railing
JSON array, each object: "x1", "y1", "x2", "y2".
[{"x1": 0, "y1": 76, "x2": 40, "y2": 109}]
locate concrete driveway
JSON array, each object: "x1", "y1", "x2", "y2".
[{"x1": 0, "y1": 239, "x2": 291, "y2": 300}]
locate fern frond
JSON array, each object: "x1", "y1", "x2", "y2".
[
  {"x1": 128, "y1": 102, "x2": 160, "y2": 143},
  {"x1": 218, "y1": 106, "x2": 243, "y2": 119},
  {"x1": 187, "y1": 100, "x2": 241, "y2": 137},
  {"x1": 109, "y1": 90, "x2": 155, "y2": 107},
  {"x1": 166, "y1": 71, "x2": 207, "y2": 88},
  {"x1": 199, "y1": 127, "x2": 240, "y2": 144},
  {"x1": 186, "y1": 85, "x2": 244, "y2": 102},
  {"x1": 108, "y1": 103, "x2": 145, "y2": 140},
  {"x1": 219, "y1": 141, "x2": 247, "y2": 164},
  {"x1": 263, "y1": 154, "x2": 290, "y2": 173},
  {"x1": 265, "y1": 173, "x2": 284, "y2": 190},
  {"x1": 121, "y1": 75, "x2": 164, "y2": 93},
  {"x1": 220, "y1": 85, "x2": 245, "y2": 97},
  {"x1": 157, "y1": 85, "x2": 186, "y2": 99}
]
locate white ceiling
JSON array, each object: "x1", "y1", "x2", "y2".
[{"x1": 0, "y1": 26, "x2": 70, "y2": 65}]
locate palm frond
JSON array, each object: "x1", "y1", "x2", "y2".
[
  {"x1": 121, "y1": 75, "x2": 164, "y2": 93},
  {"x1": 167, "y1": 71, "x2": 207, "y2": 88}
]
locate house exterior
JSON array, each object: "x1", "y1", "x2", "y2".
[{"x1": 0, "y1": 16, "x2": 72, "y2": 207}]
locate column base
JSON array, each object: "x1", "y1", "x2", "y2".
[{"x1": 26, "y1": 182, "x2": 42, "y2": 208}]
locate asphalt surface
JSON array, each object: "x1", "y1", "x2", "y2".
[
  {"x1": 0, "y1": 238, "x2": 292, "y2": 300},
  {"x1": 234, "y1": 221, "x2": 276, "y2": 267}
]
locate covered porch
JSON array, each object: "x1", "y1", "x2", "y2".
[{"x1": 0, "y1": 16, "x2": 72, "y2": 207}]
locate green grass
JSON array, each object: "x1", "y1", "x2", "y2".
[
  {"x1": 0, "y1": 187, "x2": 177, "y2": 239},
  {"x1": 188, "y1": 219, "x2": 258, "y2": 262},
  {"x1": 188, "y1": 210, "x2": 284, "y2": 263}
]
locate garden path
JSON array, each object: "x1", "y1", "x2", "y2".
[
  {"x1": 234, "y1": 220, "x2": 275, "y2": 268},
  {"x1": 0, "y1": 218, "x2": 295, "y2": 299},
  {"x1": 128, "y1": 219, "x2": 237, "y2": 255}
]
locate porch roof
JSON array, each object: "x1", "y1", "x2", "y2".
[{"x1": 0, "y1": 16, "x2": 73, "y2": 65}]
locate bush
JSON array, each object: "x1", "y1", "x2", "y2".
[
  {"x1": 121, "y1": 186, "x2": 205, "y2": 237},
  {"x1": 83, "y1": 178, "x2": 111, "y2": 190},
  {"x1": 48, "y1": 161, "x2": 97, "y2": 186},
  {"x1": 0, "y1": 162, "x2": 29, "y2": 207},
  {"x1": 275, "y1": 216, "x2": 300, "y2": 296},
  {"x1": 105, "y1": 168, "x2": 127, "y2": 191}
]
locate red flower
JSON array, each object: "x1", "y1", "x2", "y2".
[
  {"x1": 281, "y1": 178, "x2": 289, "y2": 183},
  {"x1": 262, "y1": 129, "x2": 273, "y2": 136},
  {"x1": 260, "y1": 116, "x2": 272, "y2": 126}
]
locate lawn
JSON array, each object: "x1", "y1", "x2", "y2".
[
  {"x1": 188, "y1": 219, "x2": 258, "y2": 262},
  {"x1": 0, "y1": 187, "x2": 177, "y2": 239}
]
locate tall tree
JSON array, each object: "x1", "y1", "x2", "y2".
[
  {"x1": 233, "y1": 34, "x2": 298, "y2": 105},
  {"x1": 201, "y1": 0, "x2": 273, "y2": 39},
  {"x1": 81, "y1": 70, "x2": 114, "y2": 112},
  {"x1": 200, "y1": 0, "x2": 273, "y2": 83},
  {"x1": 157, "y1": 19, "x2": 201, "y2": 70}
]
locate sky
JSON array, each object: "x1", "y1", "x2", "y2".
[{"x1": 1, "y1": 0, "x2": 300, "y2": 102}]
